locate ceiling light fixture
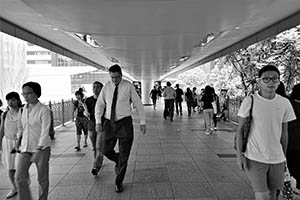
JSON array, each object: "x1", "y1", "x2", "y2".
[{"x1": 74, "y1": 33, "x2": 103, "y2": 48}]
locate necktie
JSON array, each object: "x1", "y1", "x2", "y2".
[{"x1": 110, "y1": 84, "x2": 118, "y2": 123}]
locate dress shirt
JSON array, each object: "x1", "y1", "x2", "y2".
[
  {"x1": 95, "y1": 79, "x2": 146, "y2": 125},
  {"x1": 17, "y1": 101, "x2": 51, "y2": 152},
  {"x1": 163, "y1": 87, "x2": 176, "y2": 100}
]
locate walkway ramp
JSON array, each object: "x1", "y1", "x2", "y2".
[{"x1": 0, "y1": 103, "x2": 257, "y2": 200}]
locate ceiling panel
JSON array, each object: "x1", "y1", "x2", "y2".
[{"x1": 0, "y1": 0, "x2": 300, "y2": 81}]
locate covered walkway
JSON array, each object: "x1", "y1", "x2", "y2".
[{"x1": 0, "y1": 102, "x2": 255, "y2": 200}]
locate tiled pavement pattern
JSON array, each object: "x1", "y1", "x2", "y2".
[{"x1": 1, "y1": 102, "x2": 288, "y2": 200}]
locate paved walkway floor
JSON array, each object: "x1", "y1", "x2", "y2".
[{"x1": 0, "y1": 102, "x2": 286, "y2": 200}]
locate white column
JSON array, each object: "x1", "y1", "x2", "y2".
[{"x1": 141, "y1": 79, "x2": 153, "y2": 105}]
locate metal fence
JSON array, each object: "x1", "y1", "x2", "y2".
[
  {"x1": 47, "y1": 99, "x2": 74, "y2": 127},
  {"x1": 47, "y1": 98, "x2": 243, "y2": 127}
]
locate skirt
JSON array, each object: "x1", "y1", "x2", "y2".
[{"x1": 1, "y1": 137, "x2": 16, "y2": 170}]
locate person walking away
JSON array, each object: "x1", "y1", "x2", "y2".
[
  {"x1": 73, "y1": 90, "x2": 89, "y2": 151},
  {"x1": 85, "y1": 81, "x2": 104, "y2": 176},
  {"x1": 201, "y1": 85, "x2": 214, "y2": 135},
  {"x1": 211, "y1": 87, "x2": 220, "y2": 131},
  {"x1": 286, "y1": 83, "x2": 300, "y2": 195},
  {"x1": 236, "y1": 65, "x2": 295, "y2": 200},
  {"x1": 175, "y1": 84, "x2": 184, "y2": 116},
  {"x1": 185, "y1": 87, "x2": 194, "y2": 117},
  {"x1": 192, "y1": 87, "x2": 197, "y2": 112},
  {"x1": 162, "y1": 82, "x2": 176, "y2": 122},
  {"x1": 0, "y1": 92, "x2": 23, "y2": 199},
  {"x1": 219, "y1": 89, "x2": 229, "y2": 121},
  {"x1": 95, "y1": 64, "x2": 146, "y2": 193},
  {"x1": 16, "y1": 82, "x2": 52, "y2": 200},
  {"x1": 149, "y1": 86, "x2": 158, "y2": 110}
]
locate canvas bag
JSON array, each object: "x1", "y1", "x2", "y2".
[{"x1": 234, "y1": 95, "x2": 253, "y2": 152}]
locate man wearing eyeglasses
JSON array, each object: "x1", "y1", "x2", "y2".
[{"x1": 236, "y1": 65, "x2": 296, "y2": 200}]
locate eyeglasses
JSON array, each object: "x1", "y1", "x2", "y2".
[
  {"x1": 260, "y1": 76, "x2": 280, "y2": 83},
  {"x1": 21, "y1": 92, "x2": 35, "y2": 96}
]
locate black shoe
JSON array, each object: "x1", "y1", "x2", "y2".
[
  {"x1": 91, "y1": 167, "x2": 100, "y2": 176},
  {"x1": 75, "y1": 146, "x2": 80, "y2": 151},
  {"x1": 115, "y1": 184, "x2": 123, "y2": 193},
  {"x1": 170, "y1": 118, "x2": 173, "y2": 122}
]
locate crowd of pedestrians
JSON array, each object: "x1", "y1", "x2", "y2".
[{"x1": 0, "y1": 63, "x2": 299, "y2": 200}]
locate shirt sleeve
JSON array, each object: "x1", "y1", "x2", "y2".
[
  {"x1": 283, "y1": 99, "x2": 296, "y2": 123},
  {"x1": 95, "y1": 87, "x2": 106, "y2": 124},
  {"x1": 38, "y1": 107, "x2": 51, "y2": 148},
  {"x1": 237, "y1": 96, "x2": 252, "y2": 118},
  {"x1": 130, "y1": 84, "x2": 146, "y2": 125},
  {"x1": 17, "y1": 109, "x2": 24, "y2": 139}
]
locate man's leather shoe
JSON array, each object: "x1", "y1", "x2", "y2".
[{"x1": 115, "y1": 184, "x2": 123, "y2": 193}]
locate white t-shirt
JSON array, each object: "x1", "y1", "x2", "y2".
[{"x1": 238, "y1": 92, "x2": 296, "y2": 164}]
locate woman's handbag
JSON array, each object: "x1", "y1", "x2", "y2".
[
  {"x1": 282, "y1": 164, "x2": 294, "y2": 200},
  {"x1": 234, "y1": 95, "x2": 253, "y2": 152}
]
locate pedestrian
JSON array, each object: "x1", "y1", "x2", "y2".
[
  {"x1": 219, "y1": 89, "x2": 229, "y2": 121},
  {"x1": 175, "y1": 84, "x2": 184, "y2": 116},
  {"x1": 201, "y1": 85, "x2": 214, "y2": 135},
  {"x1": 95, "y1": 64, "x2": 146, "y2": 193},
  {"x1": 192, "y1": 87, "x2": 197, "y2": 112},
  {"x1": 185, "y1": 87, "x2": 194, "y2": 117},
  {"x1": 286, "y1": 83, "x2": 300, "y2": 193},
  {"x1": 0, "y1": 92, "x2": 22, "y2": 199},
  {"x1": 211, "y1": 87, "x2": 220, "y2": 131},
  {"x1": 85, "y1": 81, "x2": 104, "y2": 176},
  {"x1": 162, "y1": 82, "x2": 176, "y2": 122},
  {"x1": 16, "y1": 82, "x2": 52, "y2": 200},
  {"x1": 149, "y1": 86, "x2": 158, "y2": 110},
  {"x1": 236, "y1": 65, "x2": 296, "y2": 200},
  {"x1": 73, "y1": 89, "x2": 89, "y2": 151}
]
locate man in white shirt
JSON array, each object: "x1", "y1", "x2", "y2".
[
  {"x1": 95, "y1": 64, "x2": 146, "y2": 193},
  {"x1": 236, "y1": 65, "x2": 296, "y2": 200},
  {"x1": 162, "y1": 82, "x2": 176, "y2": 121}
]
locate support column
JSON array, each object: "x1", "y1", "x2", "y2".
[{"x1": 141, "y1": 79, "x2": 153, "y2": 105}]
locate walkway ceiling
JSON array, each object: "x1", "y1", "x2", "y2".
[{"x1": 1, "y1": 0, "x2": 300, "y2": 81}]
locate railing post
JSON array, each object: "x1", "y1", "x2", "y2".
[{"x1": 62, "y1": 99, "x2": 65, "y2": 126}]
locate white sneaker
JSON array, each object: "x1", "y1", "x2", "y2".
[{"x1": 205, "y1": 131, "x2": 210, "y2": 135}]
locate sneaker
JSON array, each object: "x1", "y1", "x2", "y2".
[
  {"x1": 205, "y1": 131, "x2": 210, "y2": 135},
  {"x1": 83, "y1": 143, "x2": 88, "y2": 147},
  {"x1": 214, "y1": 127, "x2": 217, "y2": 131},
  {"x1": 115, "y1": 183, "x2": 124, "y2": 193},
  {"x1": 75, "y1": 146, "x2": 81, "y2": 151},
  {"x1": 91, "y1": 167, "x2": 100, "y2": 176}
]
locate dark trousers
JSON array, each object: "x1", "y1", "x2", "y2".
[
  {"x1": 163, "y1": 99, "x2": 174, "y2": 119},
  {"x1": 175, "y1": 100, "x2": 182, "y2": 115},
  {"x1": 100, "y1": 117, "x2": 133, "y2": 185},
  {"x1": 287, "y1": 149, "x2": 300, "y2": 189}
]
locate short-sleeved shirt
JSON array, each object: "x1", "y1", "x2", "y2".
[
  {"x1": 238, "y1": 92, "x2": 296, "y2": 164},
  {"x1": 74, "y1": 100, "x2": 85, "y2": 117},
  {"x1": 85, "y1": 96, "x2": 97, "y2": 121},
  {"x1": 175, "y1": 88, "x2": 184, "y2": 102}
]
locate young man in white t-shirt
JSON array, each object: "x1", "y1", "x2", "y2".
[{"x1": 236, "y1": 65, "x2": 296, "y2": 200}]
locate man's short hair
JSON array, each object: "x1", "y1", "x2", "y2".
[
  {"x1": 258, "y1": 65, "x2": 280, "y2": 78},
  {"x1": 22, "y1": 82, "x2": 42, "y2": 98},
  {"x1": 166, "y1": 82, "x2": 171, "y2": 87},
  {"x1": 109, "y1": 64, "x2": 122, "y2": 75}
]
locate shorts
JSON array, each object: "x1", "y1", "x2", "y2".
[
  {"x1": 245, "y1": 158, "x2": 285, "y2": 192},
  {"x1": 75, "y1": 117, "x2": 88, "y2": 135}
]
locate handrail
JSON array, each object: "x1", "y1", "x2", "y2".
[{"x1": 47, "y1": 99, "x2": 74, "y2": 128}]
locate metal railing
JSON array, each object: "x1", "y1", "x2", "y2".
[
  {"x1": 48, "y1": 99, "x2": 74, "y2": 127},
  {"x1": 47, "y1": 97, "x2": 243, "y2": 127}
]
